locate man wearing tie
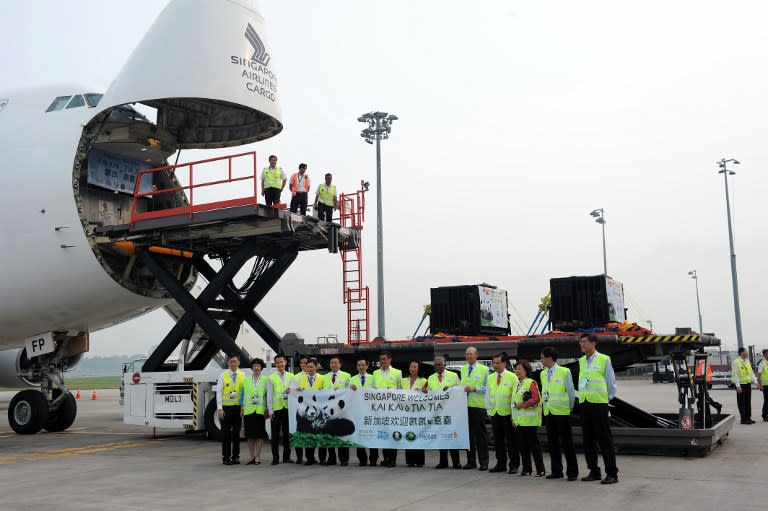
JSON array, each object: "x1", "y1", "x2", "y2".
[
  {"x1": 350, "y1": 358, "x2": 376, "y2": 466},
  {"x1": 294, "y1": 359, "x2": 325, "y2": 465},
  {"x1": 486, "y1": 353, "x2": 519, "y2": 474},
  {"x1": 540, "y1": 347, "x2": 578, "y2": 481},
  {"x1": 427, "y1": 356, "x2": 462, "y2": 469},
  {"x1": 461, "y1": 346, "x2": 490, "y2": 471},
  {"x1": 372, "y1": 351, "x2": 402, "y2": 467},
  {"x1": 266, "y1": 354, "x2": 294, "y2": 465},
  {"x1": 322, "y1": 356, "x2": 351, "y2": 466},
  {"x1": 216, "y1": 354, "x2": 245, "y2": 465}
]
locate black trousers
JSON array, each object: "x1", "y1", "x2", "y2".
[
  {"x1": 439, "y1": 449, "x2": 461, "y2": 467},
  {"x1": 357, "y1": 448, "x2": 378, "y2": 465},
  {"x1": 221, "y1": 405, "x2": 241, "y2": 461},
  {"x1": 289, "y1": 192, "x2": 308, "y2": 214},
  {"x1": 327, "y1": 447, "x2": 349, "y2": 463},
  {"x1": 265, "y1": 187, "x2": 282, "y2": 206},
  {"x1": 516, "y1": 425, "x2": 545, "y2": 474},
  {"x1": 544, "y1": 413, "x2": 578, "y2": 477},
  {"x1": 466, "y1": 407, "x2": 489, "y2": 466},
  {"x1": 317, "y1": 203, "x2": 333, "y2": 222},
  {"x1": 762, "y1": 387, "x2": 768, "y2": 419},
  {"x1": 305, "y1": 447, "x2": 327, "y2": 463},
  {"x1": 580, "y1": 402, "x2": 618, "y2": 478},
  {"x1": 736, "y1": 384, "x2": 752, "y2": 421},
  {"x1": 382, "y1": 448, "x2": 397, "y2": 465},
  {"x1": 270, "y1": 409, "x2": 291, "y2": 461},
  {"x1": 491, "y1": 414, "x2": 519, "y2": 470},
  {"x1": 405, "y1": 449, "x2": 425, "y2": 466}
]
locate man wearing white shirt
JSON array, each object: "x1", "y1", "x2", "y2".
[
  {"x1": 540, "y1": 347, "x2": 578, "y2": 481},
  {"x1": 216, "y1": 354, "x2": 245, "y2": 465},
  {"x1": 266, "y1": 354, "x2": 294, "y2": 465}
]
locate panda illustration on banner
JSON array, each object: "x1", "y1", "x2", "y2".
[{"x1": 296, "y1": 393, "x2": 355, "y2": 437}]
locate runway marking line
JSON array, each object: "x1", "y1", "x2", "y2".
[{"x1": 0, "y1": 438, "x2": 167, "y2": 465}]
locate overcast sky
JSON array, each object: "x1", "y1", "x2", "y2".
[{"x1": 2, "y1": 1, "x2": 766, "y2": 356}]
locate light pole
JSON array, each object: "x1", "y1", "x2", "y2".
[
  {"x1": 688, "y1": 270, "x2": 703, "y2": 333},
  {"x1": 589, "y1": 208, "x2": 607, "y2": 276},
  {"x1": 717, "y1": 158, "x2": 744, "y2": 350},
  {"x1": 358, "y1": 111, "x2": 398, "y2": 339}
]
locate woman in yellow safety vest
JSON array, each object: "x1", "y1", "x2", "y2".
[
  {"x1": 400, "y1": 360, "x2": 428, "y2": 468},
  {"x1": 242, "y1": 358, "x2": 269, "y2": 465},
  {"x1": 512, "y1": 359, "x2": 546, "y2": 477}
]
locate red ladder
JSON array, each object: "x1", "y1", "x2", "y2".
[{"x1": 337, "y1": 187, "x2": 369, "y2": 343}]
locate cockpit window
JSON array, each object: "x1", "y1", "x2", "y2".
[
  {"x1": 46, "y1": 96, "x2": 72, "y2": 112},
  {"x1": 84, "y1": 93, "x2": 103, "y2": 107},
  {"x1": 66, "y1": 95, "x2": 86, "y2": 109}
]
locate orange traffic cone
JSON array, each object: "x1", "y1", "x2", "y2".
[
  {"x1": 91, "y1": 390, "x2": 98, "y2": 400},
  {"x1": 75, "y1": 390, "x2": 81, "y2": 400}
]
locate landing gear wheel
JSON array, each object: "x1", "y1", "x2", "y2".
[
  {"x1": 8, "y1": 389, "x2": 49, "y2": 434},
  {"x1": 204, "y1": 399, "x2": 222, "y2": 441},
  {"x1": 45, "y1": 389, "x2": 77, "y2": 432}
]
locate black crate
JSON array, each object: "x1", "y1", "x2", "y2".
[
  {"x1": 549, "y1": 275, "x2": 625, "y2": 331},
  {"x1": 429, "y1": 285, "x2": 510, "y2": 336}
]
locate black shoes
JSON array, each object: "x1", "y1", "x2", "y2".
[
  {"x1": 246, "y1": 459, "x2": 256, "y2": 465},
  {"x1": 601, "y1": 476, "x2": 619, "y2": 485},
  {"x1": 508, "y1": 467, "x2": 518, "y2": 474},
  {"x1": 582, "y1": 473, "x2": 602, "y2": 481},
  {"x1": 462, "y1": 463, "x2": 477, "y2": 470},
  {"x1": 223, "y1": 459, "x2": 234, "y2": 465},
  {"x1": 741, "y1": 420, "x2": 754, "y2": 425},
  {"x1": 295, "y1": 457, "x2": 302, "y2": 464},
  {"x1": 284, "y1": 458, "x2": 294, "y2": 464},
  {"x1": 340, "y1": 461, "x2": 348, "y2": 466},
  {"x1": 478, "y1": 465, "x2": 488, "y2": 471},
  {"x1": 359, "y1": 461, "x2": 367, "y2": 467},
  {"x1": 271, "y1": 459, "x2": 279, "y2": 465},
  {"x1": 304, "y1": 460, "x2": 315, "y2": 466},
  {"x1": 453, "y1": 464, "x2": 462, "y2": 469},
  {"x1": 231, "y1": 458, "x2": 240, "y2": 465},
  {"x1": 435, "y1": 464, "x2": 449, "y2": 469},
  {"x1": 567, "y1": 476, "x2": 578, "y2": 481},
  {"x1": 488, "y1": 465, "x2": 505, "y2": 473},
  {"x1": 546, "y1": 474, "x2": 564, "y2": 479},
  {"x1": 519, "y1": 471, "x2": 532, "y2": 476}
]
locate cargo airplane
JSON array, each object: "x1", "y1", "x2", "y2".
[{"x1": 0, "y1": 0, "x2": 282, "y2": 434}]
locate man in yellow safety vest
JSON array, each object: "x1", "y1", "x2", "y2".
[
  {"x1": 732, "y1": 347, "x2": 758, "y2": 424},
  {"x1": 293, "y1": 358, "x2": 325, "y2": 465},
  {"x1": 759, "y1": 349, "x2": 768, "y2": 422},
  {"x1": 372, "y1": 351, "x2": 402, "y2": 467},
  {"x1": 266, "y1": 354, "x2": 294, "y2": 465},
  {"x1": 350, "y1": 358, "x2": 376, "y2": 466},
  {"x1": 216, "y1": 353, "x2": 245, "y2": 465},
  {"x1": 314, "y1": 172, "x2": 337, "y2": 222},
  {"x1": 540, "y1": 346, "x2": 578, "y2": 480},
  {"x1": 461, "y1": 346, "x2": 489, "y2": 471},
  {"x1": 322, "y1": 356, "x2": 351, "y2": 466},
  {"x1": 260, "y1": 154, "x2": 286, "y2": 206},
  {"x1": 486, "y1": 353, "x2": 519, "y2": 474},
  {"x1": 428, "y1": 356, "x2": 462, "y2": 470}
]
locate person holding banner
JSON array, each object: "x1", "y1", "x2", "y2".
[
  {"x1": 486, "y1": 353, "x2": 519, "y2": 474},
  {"x1": 461, "y1": 346, "x2": 489, "y2": 471},
  {"x1": 350, "y1": 358, "x2": 377, "y2": 467},
  {"x1": 294, "y1": 359, "x2": 326, "y2": 465},
  {"x1": 242, "y1": 358, "x2": 268, "y2": 465},
  {"x1": 322, "y1": 356, "x2": 351, "y2": 466},
  {"x1": 266, "y1": 354, "x2": 294, "y2": 465},
  {"x1": 372, "y1": 351, "x2": 402, "y2": 467},
  {"x1": 293, "y1": 355, "x2": 310, "y2": 464},
  {"x1": 512, "y1": 359, "x2": 545, "y2": 477},
  {"x1": 428, "y1": 356, "x2": 462, "y2": 470},
  {"x1": 400, "y1": 360, "x2": 428, "y2": 467}
]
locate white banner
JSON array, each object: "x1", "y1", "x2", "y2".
[
  {"x1": 288, "y1": 387, "x2": 469, "y2": 449},
  {"x1": 478, "y1": 285, "x2": 509, "y2": 329}
]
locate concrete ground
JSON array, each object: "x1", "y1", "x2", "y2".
[{"x1": 0, "y1": 381, "x2": 765, "y2": 511}]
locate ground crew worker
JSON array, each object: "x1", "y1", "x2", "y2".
[
  {"x1": 216, "y1": 353, "x2": 244, "y2": 465},
  {"x1": 322, "y1": 356, "x2": 351, "y2": 466},
  {"x1": 428, "y1": 356, "x2": 462, "y2": 470},
  {"x1": 314, "y1": 172, "x2": 337, "y2": 221},
  {"x1": 539, "y1": 347, "x2": 578, "y2": 480},
  {"x1": 461, "y1": 346, "x2": 489, "y2": 471},
  {"x1": 511, "y1": 359, "x2": 545, "y2": 477},
  {"x1": 350, "y1": 358, "x2": 376, "y2": 466},
  {"x1": 732, "y1": 347, "x2": 757, "y2": 424},
  {"x1": 260, "y1": 154, "x2": 286, "y2": 206},
  {"x1": 486, "y1": 353, "x2": 519, "y2": 474},
  {"x1": 294, "y1": 359, "x2": 325, "y2": 465},
  {"x1": 758, "y1": 349, "x2": 768, "y2": 422},
  {"x1": 400, "y1": 360, "x2": 428, "y2": 467},
  {"x1": 289, "y1": 163, "x2": 310, "y2": 214},
  {"x1": 694, "y1": 354, "x2": 722, "y2": 414},
  {"x1": 578, "y1": 333, "x2": 619, "y2": 484},
  {"x1": 266, "y1": 354, "x2": 294, "y2": 465},
  {"x1": 242, "y1": 358, "x2": 268, "y2": 465},
  {"x1": 372, "y1": 351, "x2": 402, "y2": 467}
]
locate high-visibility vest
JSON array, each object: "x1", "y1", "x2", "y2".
[
  {"x1": 267, "y1": 371, "x2": 293, "y2": 411},
  {"x1": 263, "y1": 166, "x2": 284, "y2": 189},
  {"x1": 221, "y1": 370, "x2": 245, "y2": 407},
  {"x1": 296, "y1": 372, "x2": 325, "y2": 390},
  {"x1": 400, "y1": 376, "x2": 427, "y2": 390},
  {"x1": 427, "y1": 371, "x2": 459, "y2": 392},
  {"x1": 317, "y1": 184, "x2": 336, "y2": 206},
  {"x1": 322, "y1": 371, "x2": 351, "y2": 390},
  {"x1": 695, "y1": 360, "x2": 713, "y2": 383},
  {"x1": 460, "y1": 363, "x2": 489, "y2": 409},
  {"x1": 290, "y1": 172, "x2": 310, "y2": 193},
  {"x1": 487, "y1": 370, "x2": 517, "y2": 417},
  {"x1": 372, "y1": 367, "x2": 402, "y2": 389},
  {"x1": 512, "y1": 377, "x2": 541, "y2": 427},
  {"x1": 578, "y1": 352, "x2": 611, "y2": 404},
  {"x1": 732, "y1": 358, "x2": 754, "y2": 385},
  {"x1": 242, "y1": 374, "x2": 267, "y2": 415},
  {"x1": 540, "y1": 365, "x2": 572, "y2": 416},
  {"x1": 350, "y1": 373, "x2": 373, "y2": 389},
  {"x1": 760, "y1": 360, "x2": 768, "y2": 386}
]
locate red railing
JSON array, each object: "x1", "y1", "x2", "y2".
[{"x1": 130, "y1": 152, "x2": 258, "y2": 227}]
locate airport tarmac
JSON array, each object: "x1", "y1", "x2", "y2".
[{"x1": 0, "y1": 381, "x2": 766, "y2": 511}]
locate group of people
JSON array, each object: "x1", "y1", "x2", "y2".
[
  {"x1": 731, "y1": 347, "x2": 768, "y2": 424},
  {"x1": 259, "y1": 154, "x2": 338, "y2": 220},
  {"x1": 215, "y1": 333, "x2": 620, "y2": 485}
]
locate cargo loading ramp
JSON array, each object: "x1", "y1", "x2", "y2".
[{"x1": 93, "y1": 151, "x2": 357, "y2": 372}]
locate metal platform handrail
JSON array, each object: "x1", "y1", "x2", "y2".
[{"x1": 129, "y1": 151, "x2": 258, "y2": 228}]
